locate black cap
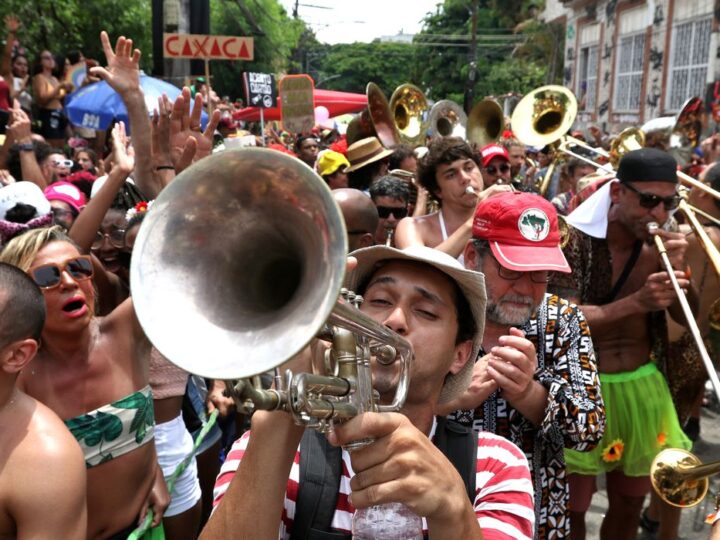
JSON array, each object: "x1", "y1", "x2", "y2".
[{"x1": 616, "y1": 148, "x2": 678, "y2": 184}]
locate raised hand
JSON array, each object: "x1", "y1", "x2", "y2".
[
  {"x1": 5, "y1": 14, "x2": 21, "y2": 33},
  {"x1": 90, "y1": 31, "x2": 141, "y2": 96},
  {"x1": 110, "y1": 121, "x2": 135, "y2": 175},
  {"x1": 169, "y1": 87, "x2": 220, "y2": 167}
]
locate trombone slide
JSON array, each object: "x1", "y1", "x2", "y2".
[{"x1": 648, "y1": 223, "x2": 720, "y2": 400}]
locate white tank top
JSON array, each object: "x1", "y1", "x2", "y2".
[{"x1": 438, "y1": 210, "x2": 465, "y2": 265}]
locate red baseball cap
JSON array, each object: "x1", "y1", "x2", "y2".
[
  {"x1": 479, "y1": 143, "x2": 509, "y2": 167},
  {"x1": 472, "y1": 192, "x2": 571, "y2": 273}
]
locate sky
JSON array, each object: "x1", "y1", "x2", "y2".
[{"x1": 278, "y1": 0, "x2": 442, "y2": 44}]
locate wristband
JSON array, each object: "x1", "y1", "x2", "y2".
[
  {"x1": 18, "y1": 142, "x2": 34, "y2": 152},
  {"x1": 155, "y1": 165, "x2": 174, "y2": 171}
]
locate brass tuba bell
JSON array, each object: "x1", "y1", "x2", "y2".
[
  {"x1": 346, "y1": 82, "x2": 400, "y2": 148},
  {"x1": 641, "y1": 97, "x2": 707, "y2": 167},
  {"x1": 427, "y1": 100, "x2": 467, "y2": 139},
  {"x1": 389, "y1": 83, "x2": 429, "y2": 146},
  {"x1": 467, "y1": 98, "x2": 505, "y2": 147},
  {"x1": 511, "y1": 85, "x2": 578, "y2": 149}
]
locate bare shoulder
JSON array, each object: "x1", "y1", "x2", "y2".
[
  {"x1": 395, "y1": 213, "x2": 440, "y2": 247},
  {"x1": 18, "y1": 395, "x2": 84, "y2": 465}
]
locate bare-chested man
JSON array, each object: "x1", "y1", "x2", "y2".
[
  {"x1": 550, "y1": 148, "x2": 694, "y2": 540},
  {"x1": 0, "y1": 263, "x2": 86, "y2": 540},
  {"x1": 395, "y1": 137, "x2": 508, "y2": 260}
]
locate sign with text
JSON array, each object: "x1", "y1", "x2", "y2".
[
  {"x1": 163, "y1": 33, "x2": 254, "y2": 60},
  {"x1": 279, "y1": 75, "x2": 315, "y2": 134},
  {"x1": 243, "y1": 72, "x2": 277, "y2": 109}
]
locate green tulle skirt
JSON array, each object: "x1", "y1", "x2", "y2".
[{"x1": 565, "y1": 362, "x2": 691, "y2": 477}]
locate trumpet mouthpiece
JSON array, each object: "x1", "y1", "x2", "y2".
[
  {"x1": 647, "y1": 222, "x2": 659, "y2": 234},
  {"x1": 465, "y1": 186, "x2": 477, "y2": 195}
]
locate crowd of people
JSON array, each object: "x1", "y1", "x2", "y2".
[{"x1": 0, "y1": 16, "x2": 719, "y2": 540}]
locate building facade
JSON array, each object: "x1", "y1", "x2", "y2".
[{"x1": 542, "y1": 0, "x2": 720, "y2": 132}]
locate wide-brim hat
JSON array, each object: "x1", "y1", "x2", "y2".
[
  {"x1": 345, "y1": 245, "x2": 487, "y2": 405},
  {"x1": 345, "y1": 137, "x2": 394, "y2": 173}
]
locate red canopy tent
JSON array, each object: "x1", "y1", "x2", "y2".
[{"x1": 232, "y1": 88, "x2": 367, "y2": 122}]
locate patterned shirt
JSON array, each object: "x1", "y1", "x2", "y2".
[
  {"x1": 450, "y1": 293, "x2": 605, "y2": 539},
  {"x1": 213, "y1": 419, "x2": 536, "y2": 539}
]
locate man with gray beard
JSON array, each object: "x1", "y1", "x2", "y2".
[{"x1": 440, "y1": 192, "x2": 605, "y2": 540}]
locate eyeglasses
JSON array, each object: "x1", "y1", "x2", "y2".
[
  {"x1": 51, "y1": 158, "x2": 74, "y2": 168},
  {"x1": 484, "y1": 163, "x2": 511, "y2": 175},
  {"x1": 29, "y1": 256, "x2": 93, "y2": 289},
  {"x1": 92, "y1": 228, "x2": 126, "y2": 250},
  {"x1": 497, "y1": 264, "x2": 549, "y2": 284},
  {"x1": 623, "y1": 182, "x2": 681, "y2": 211},
  {"x1": 376, "y1": 206, "x2": 408, "y2": 219},
  {"x1": 51, "y1": 207, "x2": 75, "y2": 220}
]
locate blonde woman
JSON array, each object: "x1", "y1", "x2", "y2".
[{"x1": 0, "y1": 227, "x2": 169, "y2": 538}]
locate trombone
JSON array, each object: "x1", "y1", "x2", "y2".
[
  {"x1": 651, "y1": 448, "x2": 720, "y2": 508},
  {"x1": 648, "y1": 222, "x2": 720, "y2": 401}
]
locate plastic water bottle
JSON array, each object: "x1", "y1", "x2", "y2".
[{"x1": 352, "y1": 502, "x2": 423, "y2": 539}]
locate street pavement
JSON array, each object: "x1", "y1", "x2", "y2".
[{"x1": 584, "y1": 399, "x2": 720, "y2": 539}]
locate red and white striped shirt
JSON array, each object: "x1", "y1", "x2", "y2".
[{"x1": 213, "y1": 420, "x2": 535, "y2": 539}]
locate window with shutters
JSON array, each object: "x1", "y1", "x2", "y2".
[
  {"x1": 666, "y1": 18, "x2": 712, "y2": 112},
  {"x1": 577, "y1": 45, "x2": 598, "y2": 112},
  {"x1": 614, "y1": 33, "x2": 645, "y2": 112}
]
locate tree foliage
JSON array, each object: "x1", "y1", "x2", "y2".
[
  {"x1": 0, "y1": 0, "x2": 152, "y2": 71},
  {"x1": 309, "y1": 42, "x2": 417, "y2": 94},
  {"x1": 209, "y1": 0, "x2": 306, "y2": 98}
]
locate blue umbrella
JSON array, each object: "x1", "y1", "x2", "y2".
[{"x1": 65, "y1": 74, "x2": 207, "y2": 132}]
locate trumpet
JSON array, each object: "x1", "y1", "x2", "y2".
[
  {"x1": 130, "y1": 147, "x2": 412, "y2": 433},
  {"x1": 651, "y1": 448, "x2": 720, "y2": 507},
  {"x1": 647, "y1": 222, "x2": 720, "y2": 400}
]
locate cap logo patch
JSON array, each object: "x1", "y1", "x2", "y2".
[{"x1": 518, "y1": 208, "x2": 549, "y2": 242}]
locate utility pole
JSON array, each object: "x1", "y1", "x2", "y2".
[{"x1": 463, "y1": 0, "x2": 479, "y2": 114}]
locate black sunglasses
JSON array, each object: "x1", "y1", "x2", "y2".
[
  {"x1": 485, "y1": 163, "x2": 511, "y2": 175},
  {"x1": 376, "y1": 206, "x2": 408, "y2": 219},
  {"x1": 29, "y1": 255, "x2": 94, "y2": 289},
  {"x1": 623, "y1": 182, "x2": 681, "y2": 211}
]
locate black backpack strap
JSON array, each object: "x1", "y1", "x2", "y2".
[
  {"x1": 433, "y1": 416, "x2": 477, "y2": 504},
  {"x1": 291, "y1": 430, "x2": 351, "y2": 540}
]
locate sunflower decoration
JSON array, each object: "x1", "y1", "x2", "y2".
[
  {"x1": 657, "y1": 432, "x2": 667, "y2": 446},
  {"x1": 602, "y1": 439, "x2": 624, "y2": 462}
]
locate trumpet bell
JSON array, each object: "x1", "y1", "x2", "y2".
[
  {"x1": 467, "y1": 98, "x2": 505, "y2": 147},
  {"x1": 651, "y1": 448, "x2": 710, "y2": 507},
  {"x1": 130, "y1": 148, "x2": 349, "y2": 380},
  {"x1": 511, "y1": 85, "x2": 578, "y2": 148},
  {"x1": 427, "y1": 100, "x2": 467, "y2": 139},
  {"x1": 389, "y1": 84, "x2": 429, "y2": 146}
]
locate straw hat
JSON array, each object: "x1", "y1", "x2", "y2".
[{"x1": 345, "y1": 137, "x2": 393, "y2": 173}]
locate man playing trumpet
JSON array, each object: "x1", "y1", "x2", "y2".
[
  {"x1": 550, "y1": 148, "x2": 694, "y2": 540},
  {"x1": 201, "y1": 246, "x2": 535, "y2": 539}
]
